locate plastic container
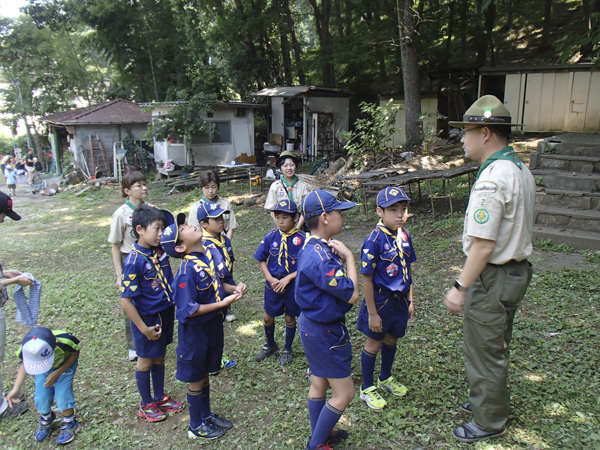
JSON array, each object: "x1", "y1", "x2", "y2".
[{"x1": 286, "y1": 142, "x2": 294, "y2": 151}]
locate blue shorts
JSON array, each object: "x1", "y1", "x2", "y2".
[
  {"x1": 356, "y1": 292, "x2": 411, "y2": 340},
  {"x1": 298, "y1": 313, "x2": 352, "y2": 379},
  {"x1": 130, "y1": 305, "x2": 175, "y2": 358},
  {"x1": 35, "y1": 361, "x2": 78, "y2": 413},
  {"x1": 176, "y1": 313, "x2": 224, "y2": 383},
  {"x1": 264, "y1": 281, "x2": 301, "y2": 317}
]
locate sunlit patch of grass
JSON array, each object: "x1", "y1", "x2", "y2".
[{"x1": 236, "y1": 321, "x2": 263, "y2": 336}]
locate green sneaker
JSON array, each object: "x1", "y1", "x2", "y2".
[
  {"x1": 359, "y1": 386, "x2": 387, "y2": 410},
  {"x1": 377, "y1": 376, "x2": 408, "y2": 397}
]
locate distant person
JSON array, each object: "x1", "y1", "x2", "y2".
[
  {"x1": 1, "y1": 154, "x2": 10, "y2": 181},
  {"x1": 4, "y1": 327, "x2": 81, "y2": 444},
  {"x1": 3, "y1": 165, "x2": 16, "y2": 196},
  {"x1": 15, "y1": 159, "x2": 27, "y2": 175},
  {"x1": 25, "y1": 148, "x2": 35, "y2": 185},
  {"x1": 0, "y1": 191, "x2": 33, "y2": 421},
  {"x1": 34, "y1": 157, "x2": 43, "y2": 173}
]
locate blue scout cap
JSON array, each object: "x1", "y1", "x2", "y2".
[
  {"x1": 301, "y1": 190, "x2": 356, "y2": 219},
  {"x1": 377, "y1": 187, "x2": 411, "y2": 208},
  {"x1": 161, "y1": 210, "x2": 175, "y2": 227},
  {"x1": 196, "y1": 202, "x2": 229, "y2": 224},
  {"x1": 21, "y1": 327, "x2": 55, "y2": 375},
  {"x1": 271, "y1": 199, "x2": 298, "y2": 215},
  {"x1": 160, "y1": 212, "x2": 187, "y2": 258}
]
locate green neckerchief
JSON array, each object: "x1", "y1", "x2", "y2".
[
  {"x1": 125, "y1": 199, "x2": 142, "y2": 210},
  {"x1": 476, "y1": 146, "x2": 523, "y2": 180},
  {"x1": 201, "y1": 194, "x2": 219, "y2": 203},
  {"x1": 281, "y1": 176, "x2": 298, "y2": 202}
]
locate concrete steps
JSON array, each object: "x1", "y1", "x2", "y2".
[{"x1": 530, "y1": 133, "x2": 600, "y2": 249}]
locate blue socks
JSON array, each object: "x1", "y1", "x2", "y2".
[
  {"x1": 151, "y1": 364, "x2": 165, "y2": 402},
  {"x1": 135, "y1": 369, "x2": 152, "y2": 405},
  {"x1": 187, "y1": 387, "x2": 203, "y2": 429},
  {"x1": 265, "y1": 323, "x2": 276, "y2": 348},
  {"x1": 309, "y1": 402, "x2": 343, "y2": 449},
  {"x1": 307, "y1": 396, "x2": 326, "y2": 433},
  {"x1": 380, "y1": 343, "x2": 397, "y2": 381},
  {"x1": 284, "y1": 323, "x2": 296, "y2": 351},
  {"x1": 361, "y1": 349, "x2": 377, "y2": 390},
  {"x1": 201, "y1": 380, "x2": 211, "y2": 420}
]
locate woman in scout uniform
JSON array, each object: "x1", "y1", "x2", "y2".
[
  {"x1": 444, "y1": 95, "x2": 535, "y2": 443},
  {"x1": 264, "y1": 151, "x2": 310, "y2": 230}
]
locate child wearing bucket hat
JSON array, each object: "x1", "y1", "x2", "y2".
[
  {"x1": 264, "y1": 150, "x2": 310, "y2": 230},
  {"x1": 356, "y1": 187, "x2": 417, "y2": 411},
  {"x1": 5, "y1": 326, "x2": 81, "y2": 444}
]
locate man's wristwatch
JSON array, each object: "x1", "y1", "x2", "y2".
[{"x1": 453, "y1": 279, "x2": 468, "y2": 292}]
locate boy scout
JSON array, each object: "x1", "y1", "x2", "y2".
[{"x1": 445, "y1": 95, "x2": 535, "y2": 443}]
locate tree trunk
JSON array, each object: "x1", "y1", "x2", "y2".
[
  {"x1": 282, "y1": 0, "x2": 306, "y2": 84},
  {"x1": 506, "y1": 0, "x2": 514, "y2": 29},
  {"x1": 334, "y1": 0, "x2": 344, "y2": 40},
  {"x1": 397, "y1": 0, "x2": 422, "y2": 148},
  {"x1": 445, "y1": 1, "x2": 455, "y2": 64},
  {"x1": 280, "y1": 31, "x2": 293, "y2": 85},
  {"x1": 459, "y1": 0, "x2": 468, "y2": 58},
  {"x1": 345, "y1": 0, "x2": 352, "y2": 43},
  {"x1": 484, "y1": 1, "x2": 496, "y2": 65},
  {"x1": 373, "y1": 2, "x2": 387, "y2": 81},
  {"x1": 475, "y1": 0, "x2": 487, "y2": 66},
  {"x1": 308, "y1": 0, "x2": 336, "y2": 87},
  {"x1": 542, "y1": 0, "x2": 552, "y2": 47}
]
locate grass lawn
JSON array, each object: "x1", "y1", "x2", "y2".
[{"x1": 0, "y1": 176, "x2": 598, "y2": 449}]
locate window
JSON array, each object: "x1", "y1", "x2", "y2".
[{"x1": 191, "y1": 121, "x2": 231, "y2": 144}]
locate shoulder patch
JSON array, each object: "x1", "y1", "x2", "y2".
[
  {"x1": 473, "y1": 181, "x2": 497, "y2": 194},
  {"x1": 474, "y1": 208, "x2": 490, "y2": 224}
]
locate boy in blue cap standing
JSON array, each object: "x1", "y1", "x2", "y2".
[
  {"x1": 357, "y1": 187, "x2": 417, "y2": 410},
  {"x1": 254, "y1": 199, "x2": 305, "y2": 365},
  {"x1": 161, "y1": 213, "x2": 247, "y2": 441},
  {"x1": 296, "y1": 190, "x2": 360, "y2": 450}
]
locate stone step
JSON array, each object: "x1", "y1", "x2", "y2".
[
  {"x1": 532, "y1": 225, "x2": 600, "y2": 251},
  {"x1": 530, "y1": 169, "x2": 600, "y2": 192},
  {"x1": 537, "y1": 134, "x2": 600, "y2": 157},
  {"x1": 535, "y1": 188, "x2": 600, "y2": 210},
  {"x1": 530, "y1": 152, "x2": 600, "y2": 173},
  {"x1": 534, "y1": 204, "x2": 600, "y2": 233}
]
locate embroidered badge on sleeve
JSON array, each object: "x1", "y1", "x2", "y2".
[{"x1": 474, "y1": 208, "x2": 490, "y2": 224}]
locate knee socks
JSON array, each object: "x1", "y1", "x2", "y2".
[
  {"x1": 379, "y1": 343, "x2": 397, "y2": 381},
  {"x1": 265, "y1": 323, "x2": 276, "y2": 348},
  {"x1": 309, "y1": 402, "x2": 343, "y2": 449},
  {"x1": 201, "y1": 380, "x2": 211, "y2": 420},
  {"x1": 187, "y1": 387, "x2": 203, "y2": 429},
  {"x1": 135, "y1": 370, "x2": 152, "y2": 405},
  {"x1": 284, "y1": 323, "x2": 296, "y2": 351},
  {"x1": 151, "y1": 364, "x2": 165, "y2": 402},
  {"x1": 361, "y1": 349, "x2": 377, "y2": 390},
  {"x1": 307, "y1": 396, "x2": 326, "y2": 434}
]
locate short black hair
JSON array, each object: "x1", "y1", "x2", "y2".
[
  {"x1": 274, "y1": 211, "x2": 298, "y2": 220},
  {"x1": 305, "y1": 214, "x2": 321, "y2": 231},
  {"x1": 132, "y1": 206, "x2": 166, "y2": 239}
]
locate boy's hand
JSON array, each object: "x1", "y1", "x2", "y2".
[
  {"x1": 15, "y1": 276, "x2": 34, "y2": 287},
  {"x1": 235, "y1": 283, "x2": 247, "y2": 296},
  {"x1": 368, "y1": 313, "x2": 383, "y2": 334},
  {"x1": 408, "y1": 302, "x2": 415, "y2": 322},
  {"x1": 44, "y1": 371, "x2": 60, "y2": 387},
  {"x1": 116, "y1": 277, "x2": 122, "y2": 288},
  {"x1": 5, "y1": 390, "x2": 20, "y2": 408},
  {"x1": 273, "y1": 276, "x2": 290, "y2": 293},
  {"x1": 328, "y1": 240, "x2": 353, "y2": 262},
  {"x1": 224, "y1": 292, "x2": 242, "y2": 305},
  {"x1": 4, "y1": 270, "x2": 22, "y2": 278},
  {"x1": 143, "y1": 325, "x2": 162, "y2": 340},
  {"x1": 269, "y1": 277, "x2": 282, "y2": 291}
]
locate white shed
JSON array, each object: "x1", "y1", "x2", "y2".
[{"x1": 379, "y1": 94, "x2": 440, "y2": 147}]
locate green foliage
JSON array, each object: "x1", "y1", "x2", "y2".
[
  {"x1": 340, "y1": 100, "x2": 402, "y2": 160},
  {"x1": 0, "y1": 134, "x2": 15, "y2": 155}
]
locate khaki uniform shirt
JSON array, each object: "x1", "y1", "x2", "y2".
[
  {"x1": 264, "y1": 178, "x2": 310, "y2": 211},
  {"x1": 463, "y1": 159, "x2": 535, "y2": 265},
  {"x1": 108, "y1": 203, "x2": 136, "y2": 254},
  {"x1": 188, "y1": 197, "x2": 237, "y2": 231}
]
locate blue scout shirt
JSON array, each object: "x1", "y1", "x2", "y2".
[
  {"x1": 171, "y1": 248, "x2": 230, "y2": 325},
  {"x1": 295, "y1": 236, "x2": 355, "y2": 323},
  {"x1": 254, "y1": 228, "x2": 306, "y2": 279},
  {"x1": 202, "y1": 233, "x2": 235, "y2": 272},
  {"x1": 360, "y1": 222, "x2": 417, "y2": 295},
  {"x1": 121, "y1": 242, "x2": 174, "y2": 315}
]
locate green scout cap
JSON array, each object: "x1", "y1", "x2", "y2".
[{"x1": 448, "y1": 95, "x2": 523, "y2": 128}]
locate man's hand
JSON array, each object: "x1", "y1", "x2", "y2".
[
  {"x1": 445, "y1": 287, "x2": 466, "y2": 314},
  {"x1": 143, "y1": 325, "x2": 162, "y2": 341},
  {"x1": 15, "y1": 276, "x2": 34, "y2": 287},
  {"x1": 44, "y1": 371, "x2": 60, "y2": 387},
  {"x1": 4, "y1": 270, "x2": 22, "y2": 278},
  {"x1": 368, "y1": 313, "x2": 383, "y2": 334}
]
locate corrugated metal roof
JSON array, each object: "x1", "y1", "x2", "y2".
[
  {"x1": 42, "y1": 99, "x2": 151, "y2": 125},
  {"x1": 139, "y1": 101, "x2": 267, "y2": 109},
  {"x1": 251, "y1": 85, "x2": 352, "y2": 97}
]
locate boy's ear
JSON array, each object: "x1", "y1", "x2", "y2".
[
  {"x1": 294, "y1": 213, "x2": 300, "y2": 222},
  {"x1": 200, "y1": 220, "x2": 209, "y2": 229},
  {"x1": 174, "y1": 243, "x2": 187, "y2": 255},
  {"x1": 376, "y1": 206, "x2": 384, "y2": 218},
  {"x1": 135, "y1": 224, "x2": 144, "y2": 234},
  {"x1": 320, "y1": 212, "x2": 328, "y2": 225}
]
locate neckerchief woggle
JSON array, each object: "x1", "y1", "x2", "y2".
[
  {"x1": 203, "y1": 233, "x2": 233, "y2": 272},
  {"x1": 281, "y1": 176, "x2": 298, "y2": 202},
  {"x1": 476, "y1": 146, "x2": 523, "y2": 180},
  {"x1": 184, "y1": 252, "x2": 221, "y2": 302}
]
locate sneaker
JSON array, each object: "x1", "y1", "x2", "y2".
[
  {"x1": 254, "y1": 343, "x2": 279, "y2": 362},
  {"x1": 156, "y1": 394, "x2": 184, "y2": 413},
  {"x1": 55, "y1": 418, "x2": 81, "y2": 445},
  {"x1": 305, "y1": 441, "x2": 334, "y2": 450},
  {"x1": 221, "y1": 354, "x2": 237, "y2": 369},
  {"x1": 138, "y1": 402, "x2": 166, "y2": 422},
  {"x1": 225, "y1": 313, "x2": 237, "y2": 322},
  {"x1": 188, "y1": 421, "x2": 227, "y2": 440},
  {"x1": 128, "y1": 349, "x2": 138, "y2": 361},
  {"x1": 280, "y1": 348, "x2": 293, "y2": 365},
  {"x1": 452, "y1": 421, "x2": 507, "y2": 443},
  {"x1": 360, "y1": 385, "x2": 387, "y2": 410},
  {"x1": 0, "y1": 400, "x2": 29, "y2": 421},
  {"x1": 206, "y1": 413, "x2": 233, "y2": 430},
  {"x1": 35, "y1": 411, "x2": 56, "y2": 441},
  {"x1": 461, "y1": 402, "x2": 472, "y2": 414},
  {"x1": 328, "y1": 429, "x2": 349, "y2": 444},
  {"x1": 377, "y1": 376, "x2": 408, "y2": 397}
]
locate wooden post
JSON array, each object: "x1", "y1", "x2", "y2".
[{"x1": 89, "y1": 136, "x2": 95, "y2": 176}]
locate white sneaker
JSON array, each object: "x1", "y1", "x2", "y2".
[
  {"x1": 128, "y1": 349, "x2": 138, "y2": 361},
  {"x1": 225, "y1": 314, "x2": 237, "y2": 322}
]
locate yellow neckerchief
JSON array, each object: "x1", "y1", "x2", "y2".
[
  {"x1": 202, "y1": 233, "x2": 232, "y2": 272},
  {"x1": 184, "y1": 252, "x2": 221, "y2": 302},
  {"x1": 133, "y1": 248, "x2": 172, "y2": 303},
  {"x1": 376, "y1": 220, "x2": 409, "y2": 282},
  {"x1": 278, "y1": 226, "x2": 298, "y2": 272},
  {"x1": 302, "y1": 233, "x2": 327, "y2": 250}
]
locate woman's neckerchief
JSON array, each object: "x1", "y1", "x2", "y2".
[
  {"x1": 201, "y1": 195, "x2": 219, "y2": 203},
  {"x1": 281, "y1": 176, "x2": 298, "y2": 202},
  {"x1": 125, "y1": 199, "x2": 142, "y2": 210},
  {"x1": 476, "y1": 146, "x2": 523, "y2": 180}
]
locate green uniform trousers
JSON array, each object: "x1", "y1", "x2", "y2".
[{"x1": 463, "y1": 259, "x2": 532, "y2": 432}]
